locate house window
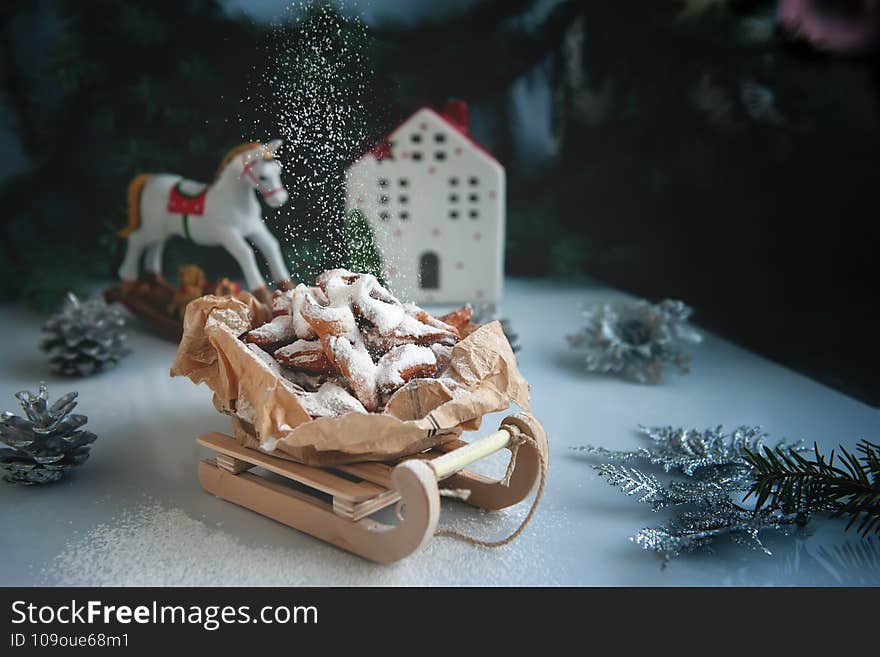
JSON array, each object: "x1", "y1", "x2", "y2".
[
  {"x1": 469, "y1": 210, "x2": 479, "y2": 219},
  {"x1": 412, "y1": 152, "x2": 423, "y2": 161},
  {"x1": 411, "y1": 133, "x2": 422, "y2": 143},
  {"x1": 378, "y1": 178, "x2": 388, "y2": 188},
  {"x1": 449, "y1": 210, "x2": 459, "y2": 220},
  {"x1": 449, "y1": 177, "x2": 459, "y2": 186},
  {"x1": 399, "y1": 195, "x2": 409, "y2": 204},
  {"x1": 435, "y1": 151, "x2": 446, "y2": 161},
  {"x1": 400, "y1": 211, "x2": 410, "y2": 220},
  {"x1": 419, "y1": 252, "x2": 440, "y2": 290},
  {"x1": 435, "y1": 133, "x2": 446, "y2": 143},
  {"x1": 398, "y1": 178, "x2": 409, "y2": 187},
  {"x1": 469, "y1": 176, "x2": 479, "y2": 186}
]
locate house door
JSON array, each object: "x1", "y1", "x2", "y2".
[{"x1": 419, "y1": 251, "x2": 440, "y2": 289}]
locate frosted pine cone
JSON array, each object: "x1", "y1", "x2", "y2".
[
  {"x1": 0, "y1": 383, "x2": 97, "y2": 485},
  {"x1": 41, "y1": 292, "x2": 129, "y2": 376}
]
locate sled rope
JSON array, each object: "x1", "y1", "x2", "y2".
[{"x1": 395, "y1": 424, "x2": 547, "y2": 549}]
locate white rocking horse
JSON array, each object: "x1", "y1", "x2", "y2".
[{"x1": 117, "y1": 140, "x2": 293, "y2": 302}]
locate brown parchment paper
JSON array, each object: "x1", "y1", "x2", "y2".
[{"x1": 170, "y1": 292, "x2": 530, "y2": 466}]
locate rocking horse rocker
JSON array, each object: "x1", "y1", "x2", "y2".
[{"x1": 105, "y1": 140, "x2": 293, "y2": 339}]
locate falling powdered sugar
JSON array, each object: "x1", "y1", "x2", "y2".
[
  {"x1": 240, "y1": 4, "x2": 415, "y2": 289},
  {"x1": 245, "y1": 4, "x2": 379, "y2": 276}
]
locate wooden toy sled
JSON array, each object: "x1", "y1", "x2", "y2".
[{"x1": 197, "y1": 412, "x2": 548, "y2": 564}]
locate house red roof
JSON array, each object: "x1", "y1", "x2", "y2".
[{"x1": 362, "y1": 100, "x2": 499, "y2": 166}]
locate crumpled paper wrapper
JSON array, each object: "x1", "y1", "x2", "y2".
[{"x1": 170, "y1": 293, "x2": 530, "y2": 466}]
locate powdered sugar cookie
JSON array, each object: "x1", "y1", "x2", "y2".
[
  {"x1": 242, "y1": 269, "x2": 471, "y2": 412},
  {"x1": 438, "y1": 305, "x2": 472, "y2": 333},
  {"x1": 271, "y1": 289, "x2": 292, "y2": 317},
  {"x1": 349, "y1": 275, "x2": 406, "y2": 334},
  {"x1": 245, "y1": 314, "x2": 299, "y2": 350},
  {"x1": 325, "y1": 335, "x2": 379, "y2": 412},
  {"x1": 315, "y1": 268, "x2": 360, "y2": 303},
  {"x1": 300, "y1": 291, "x2": 359, "y2": 342},
  {"x1": 298, "y1": 381, "x2": 367, "y2": 418},
  {"x1": 274, "y1": 339, "x2": 338, "y2": 374},
  {"x1": 376, "y1": 344, "x2": 437, "y2": 394}
]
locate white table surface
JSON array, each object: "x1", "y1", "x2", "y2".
[{"x1": 1, "y1": 277, "x2": 877, "y2": 586}]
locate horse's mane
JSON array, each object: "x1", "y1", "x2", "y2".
[{"x1": 215, "y1": 142, "x2": 262, "y2": 180}]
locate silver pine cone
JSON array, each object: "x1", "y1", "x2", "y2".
[
  {"x1": 0, "y1": 383, "x2": 97, "y2": 485},
  {"x1": 41, "y1": 292, "x2": 129, "y2": 376}
]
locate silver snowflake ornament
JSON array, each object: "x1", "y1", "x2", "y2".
[{"x1": 567, "y1": 298, "x2": 701, "y2": 383}]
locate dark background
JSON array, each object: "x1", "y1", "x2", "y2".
[{"x1": 1, "y1": 0, "x2": 878, "y2": 404}]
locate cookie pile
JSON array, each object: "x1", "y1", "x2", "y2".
[{"x1": 243, "y1": 269, "x2": 472, "y2": 416}]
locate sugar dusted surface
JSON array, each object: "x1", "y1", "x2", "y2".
[{"x1": 39, "y1": 495, "x2": 566, "y2": 586}]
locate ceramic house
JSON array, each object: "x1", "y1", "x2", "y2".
[{"x1": 345, "y1": 100, "x2": 505, "y2": 305}]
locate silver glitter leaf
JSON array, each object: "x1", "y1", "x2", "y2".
[
  {"x1": 578, "y1": 425, "x2": 811, "y2": 562},
  {"x1": 595, "y1": 464, "x2": 664, "y2": 504}
]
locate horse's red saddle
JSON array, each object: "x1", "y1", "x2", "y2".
[{"x1": 167, "y1": 180, "x2": 208, "y2": 216}]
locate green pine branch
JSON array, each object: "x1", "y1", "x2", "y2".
[
  {"x1": 345, "y1": 209, "x2": 385, "y2": 283},
  {"x1": 744, "y1": 440, "x2": 880, "y2": 537}
]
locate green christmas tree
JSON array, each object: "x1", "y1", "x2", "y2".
[{"x1": 345, "y1": 209, "x2": 384, "y2": 283}]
